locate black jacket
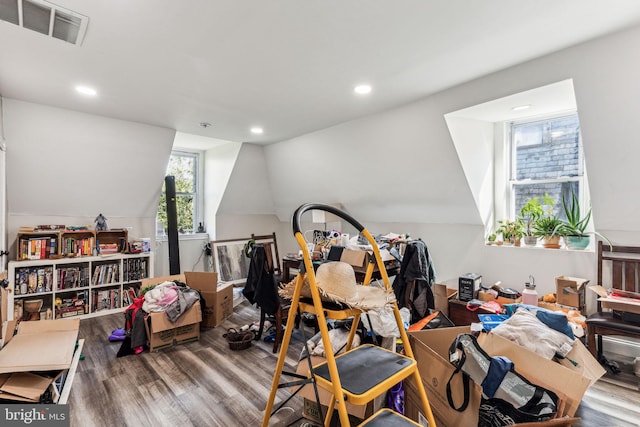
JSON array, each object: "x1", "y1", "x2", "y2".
[
  {"x1": 242, "y1": 245, "x2": 279, "y2": 315},
  {"x1": 392, "y1": 239, "x2": 435, "y2": 323}
]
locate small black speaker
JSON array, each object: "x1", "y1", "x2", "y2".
[{"x1": 165, "y1": 176, "x2": 181, "y2": 275}]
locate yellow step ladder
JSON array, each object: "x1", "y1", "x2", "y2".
[{"x1": 262, "y1": 203, "x2": 436, "y2": 427}]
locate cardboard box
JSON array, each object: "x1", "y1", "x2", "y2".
[
  {"x1": 589, "y1": 285, "x2": 640, "y2": 315},
  {"x1": 339, "y1": 248, "x2": 394, "y2": 272},
  {"x1": 302, "y1": 398, "x2": 364, "y2": 426},
  {"x1": 408, "y1": 326, "x2": 605, "y2": 425},
  {"x1": 408, "y1": 326, "x2": 481, "y2": 427},
  {"x1": 294, "y1": 355, "x2": 384, "y2": 419},
  {"x1": 143, "y1": 273, "x2": 233, "y2": 328},
  {"x1": 555, "y1": 276, "x2": 589, "y2": 310},
  {"x1": 145, "y1": 301, "x2": 202, "y2": 352},
  {"x1": 434, "y1": 282, "x2": 458, "y2": 316},
  {"x1": 0, "y1": 318, "x2": 80, "y2": 374},
  {"x1": 185, "y1": 272, "x2": 233, "y2": 327}
]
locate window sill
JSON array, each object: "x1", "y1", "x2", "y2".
[
  {"x1": 485, "y1": 242, "x2": 595, "y2": 253},
  {"x1": 156, "y1": 233, "x2": 209, "y2": 242}
]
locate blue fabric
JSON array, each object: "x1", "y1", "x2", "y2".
[
  {"x1": 535, "y1": 310, "x2": 574, "y2": 339},
  {"x1": 481, "y1": 356, "x2": 514, "y2": 398}
]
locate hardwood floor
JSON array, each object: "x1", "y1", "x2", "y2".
[{"x1": 68, "y1": 300, "x2": 640, "y2": 427}]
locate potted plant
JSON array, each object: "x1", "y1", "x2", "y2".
[
  {"x1": 518, "y1": 197, "x2": 544, "y2": 246},
  {"x1": 497, "y1": 218, "x2": 524, "y2": 246},
  {"x1": 532, "y1": 194, "x2": 563, "y2": 248},
  {"x1": 486, "y1": 233, "x2": 497, "y2": 245},
  {"x1": 560, "y1": 190, "x2": 611, "y2": 250}
]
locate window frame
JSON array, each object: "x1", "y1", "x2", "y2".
[
  {"x1": 156, "y1": 149, "x2": 204, "y2": 236},
  {"x1": 506, "y1": 112, "x2": 586, "y2": 220}
]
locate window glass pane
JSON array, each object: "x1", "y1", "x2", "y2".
[
  {"x1": 513, "y1": 115, "x2": 581, "y2": 180},
  {"x1": 513, "y1": 181, "x2": 578, "y2": 221},
  {"x1": 157, "y1": 152, "x2": 198, "y2": 234},
  {"x1": 166, "y1": 154, "x2": 195, "y2": 193}
]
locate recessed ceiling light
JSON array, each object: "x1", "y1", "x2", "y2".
[
  {"x1": 511, "y1": 104, "x2": 531, "y2": 111},
  {"x1": 251, "y1": 127, "x2": 263, "y2": 135},
  {"x1": 354, "y1": 84, "x2": 372, "y2": 95},
  {"x1": 75, "y1": 85, "x2": 97, "y2": 96}
]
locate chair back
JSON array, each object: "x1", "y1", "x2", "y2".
[
  {"x1": 597, "y1": 240, "x2": 640, "y2": 311},
  {"x1": 251, "y1": 233, "x2": 281, "y2": 277}
]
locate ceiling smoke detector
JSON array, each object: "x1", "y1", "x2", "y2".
[{"x1": 0, "y1": 0, "x2": 89, "y2": 45}]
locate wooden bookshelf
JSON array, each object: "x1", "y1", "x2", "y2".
[
  {"x1": 96, "y1": 229, "x2": 128, "y2": 254},
  {"x1": 16, "y1": 228, "x2": 131, "y2": 260}
]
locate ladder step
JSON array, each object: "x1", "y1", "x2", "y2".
[
  {"x1": 358, "y1": 408, "x2": 421, "y2": 426},
  {"x1": 312, "y1": 344, "x2": 415, "y2": 404}
]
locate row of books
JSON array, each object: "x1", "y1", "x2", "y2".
[
  {"x1": 14, "y1": 266, "x2": 54, "y2": 295},
  {"x1": 92, "y1": 263, "x2": 120, "y2": 286},
  {"x1": 17, "y1": 237, "x2": 57, "y2": 260},
  {"x1": 123, "y1": 258, "x2": 148, "y2": 282},
  {"x1": 61, "y1": 236, "x2": 95, "y2": 256},
  {"x1": 92, "y1": 289, "x2": 120, "y2": 312},
  {"x1": 57, "y1": 265, "x2": 90, "y2": 289}
]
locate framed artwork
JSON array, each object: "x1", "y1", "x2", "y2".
[{"x1": 211, "y1": 238, "x2": 252, "y2": 285}]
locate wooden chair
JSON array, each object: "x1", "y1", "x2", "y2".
[{"x1": 586, "y1": 241, "x2": 640, "y2": 361}]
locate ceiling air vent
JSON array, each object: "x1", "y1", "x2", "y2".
[{"x1": 0, "y1": 0, "x2": 88, "y2": 45}]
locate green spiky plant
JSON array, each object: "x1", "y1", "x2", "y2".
[
  {"x1": 532, "y1": 194, "x2": 563, "y2": 238},
  {"x1": 560, "y1": 190, "x2": 612, "y2": 249}
]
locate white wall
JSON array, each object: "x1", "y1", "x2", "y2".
[
  {"x1": 154, "y1": 234, "x2": 211, "y2": 277},
  {"x1": 203, "y1": 142, "x2": 242, "y2": 239},
  {"x1": 3, "y1": 99, "x2": 175, "y2": 258},
  {"x1": 217, "y1": 143, "x2": 276, "y2": 216}
]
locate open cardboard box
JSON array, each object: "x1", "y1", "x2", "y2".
[
  {"x1": 589, "y1": 285, "x2": 640, "y2": 315},
  {"x1": 339, "y1": 248, "x2": 394, "y2": 272},
  {"x1": 0, "y1": 318, "x2": 80, "y2": 374},
  {"x1": 145, "y1": 301, "x2": 202, "y2": 352},
  {"x1": 141, "y1": 274, "x2": 203, "y2": 351},
  {"x1": 555, "y1": 276, "x2": 589, "y2": 310},
  {"x1": 185, "y1": 272, "x2": 233, "y2": 328},
  {"x1": 0, "y1": 318, "x2": 80, "y2": 402},
  {"x1": 407, "y1": 326, "x2": 605, "y2": 426},
  {"x1": 434, "y1": 282, "x2": 458, "y2": 316}
]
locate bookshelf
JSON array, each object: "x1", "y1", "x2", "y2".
[
  {"x1": 8, "y1": 252, "x2": 154, "y2": 322},
  {"x1": 16, "y1": 228, "x2": 130, "y2": 260}
]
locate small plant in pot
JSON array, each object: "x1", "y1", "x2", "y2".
[
  {"x1": 532, "y1": 194, "x2": 563, "y2": 248},
  {"x1": 519, "y1": 197, "x2": 544, "y2": 246},
  {"x1": 497, "y1": 218, "x2": 524, "y2": 246},
  {"x1": 560, "y1": 190, "x2": 611, "y2": 250}
]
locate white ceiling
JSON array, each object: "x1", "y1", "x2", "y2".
[{"x1": 2, "y1": 0, "x2": 640, "y2": 145}]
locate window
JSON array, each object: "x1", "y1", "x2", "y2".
[
  {"x1": 156, "y1": 151, "x2": 201, "y2": 235},
  {"x1": 509, "y1": 113, "x2": 583, "y2": 220}
]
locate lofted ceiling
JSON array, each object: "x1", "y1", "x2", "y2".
[{"x1": 2, "y1": 1, "x2": 640, "y2": 145}]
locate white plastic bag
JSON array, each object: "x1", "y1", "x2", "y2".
[{"x1": 361, "y1": 307, "x2": 411, "y2": 337}]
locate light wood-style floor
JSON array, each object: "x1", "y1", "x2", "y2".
[{"x1": 68, "y1": 300, "x2": 640, "y2": 427}]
